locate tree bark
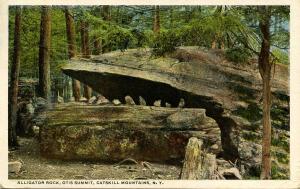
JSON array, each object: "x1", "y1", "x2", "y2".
[
  {"x1": 153, "y1": 6, "x2": 160, "y2": 34},
  {"x1": 169, "y1": 7, "x2": 174, "y2": 28},
  {"x1": 93, "y1": 36, "x2": 102, "y2": 55},
  {"x1": 101, "y1": 6, "x2": 111, "y2": 53},
  {"x1": 221, "y1": 41, "x2": 225, "y2": 50},
  {"x1": 80, "y1": 20, "x2": 92, "y2": 100},
  {"x1": 64, "y1": 7, "x2": 81, "y2": 102},
  {"x1": 258, "y1": 6, "x2": 272, "y2": 180},
  {"x1": 211, "y1": 40, "x2": 217, "y2": 49},
  {"x1": 101, "y1": 5, "x2": 111, "y2": 21},
  {"x1": 38, "y1": 6, "x2": 51, "y2": 100},
  {"x1": 8, "y1": 6, "x2": 22, "y2": 148}
]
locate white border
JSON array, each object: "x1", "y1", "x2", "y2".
[{"x1": 0, "y1": 0, "x2": 299, "y2": 188}]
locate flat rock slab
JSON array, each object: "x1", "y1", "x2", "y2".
[{"x1": 40, "y1": 103, "x2": 220, "y2": 162}]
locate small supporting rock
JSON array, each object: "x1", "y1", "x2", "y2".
[
  {"x1": 180, "y1": 137, "x2": 203, "y2": 179},
  {"x1": 96, "y1": 94, "x2": 110, "y2": 105},
  {"x1": 57, "y1": 95, "x2": 64, "y2": 103},
  {"x1": 153, "y1": 100, "x2": 161, "y2": 107},
  {"x1": 165, "y1": 102, "x2": 171, "y2": 107},
  {"x1": 178, "y1": 98, "x2": 185, "y2": 108},
  {"x1": 125, "y1": 95, "x2": 135, "y2": 105},
  {"x1": 112, "y1": 99, "x2": 121, "y2": 106},
  {"x1": 139, "y1": 96, "x2": 146, "y2": 106},
  {"x1": 88, "y1": 96, "x2": 97, "y2": 104},
  {"x1": 79, "y1": 97, "x2": 87, "y2": 102}
]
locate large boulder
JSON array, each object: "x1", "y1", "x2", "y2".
[{"x1": 40, "y1": 103, "x2": 221, "y2": 162}]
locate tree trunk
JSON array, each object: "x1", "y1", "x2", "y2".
[
  {"x1": 153, "y1": 6, "x2": 160, "y2": 34},
  {"x1": 8, "y1": 6, "x2": 22, "y2": 148},
  {"x1": 93, "y1": 36, "x2": 102, "y2": 55},
  {"x1": 65, "y1": 8, "x2": 76, "y2": 58},
  {"x1": 258, "y1": 6, "x2": 272, "y2": 180},
  {"x1": 38, "y1": 6, "x2": 51, "y2": 100},
  {"x1": 80, "y1": 21, "x2": 90, "y2": 58},
  {"x1": 101, "y1": 6, "x2": 111, "y2": 53},
  {"x1": 169, "y1": 8, "x2": 174, "y2": 28},
  {"x1": 80, "y1": 20, "x2": 92, "y2": 100},
  {"x1": 64, "y1": 7, "x2": 81, "y2": 102},
  {"x1": 211, "y1": 40, "x2": 217, "y2": 49},
  {"x1": 101, "y1": 5, "x2": 111, "y2": 21},
  {"x1": 221, "y1": 41, "x2": 225, "y2": 50}
]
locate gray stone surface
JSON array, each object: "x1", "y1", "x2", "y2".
[{"x1": 40, "y1": 103, "x2": 221, "y2": 162}]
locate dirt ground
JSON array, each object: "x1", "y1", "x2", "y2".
[{"x1": 8, "y1": 137, "x2": 182, "y2": 180}]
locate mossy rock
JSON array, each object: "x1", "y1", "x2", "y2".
[{"x1": 40, "y1": 104, "x2": 221, "y2": 162}]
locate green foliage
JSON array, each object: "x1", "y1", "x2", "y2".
[
  {"x1": 151, "y1": 29, "x2": 181, "y2": 56},
  {"x1": 272, "y1": 48, "x2": 289, "y2": 65},
  {"x1": 9, "y1": 5, "x2": 290, "y2": 89},
  {"x1": 104, "y1": 27, "x2": 135, "y2": 51},
  {"x1": 233, "y1": 103, "x2": 262, "y2": 122},
  {"x1": 272, "y1": 151, "x2": 289, "y2": 164},
  {"x1": 9, "y1": 7, "x2": 68, "y2": 80},
  {"x1": 242, "y1": 131, "x2": 260, "y2": 142},
  {"x1": 225, "y1": 46, "x2": 252, "y2": 63},
  {"x1": 271, "y1": 163, "x2": 289, "y2": 179},
  {"x1": 271, "y1": 136, "x2": 289, "y2": 152}
]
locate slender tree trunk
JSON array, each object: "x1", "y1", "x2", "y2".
[
  {"x1": 80, "y1": 20, "x2": 92, "y2": 100},
  {"x1": 116, "y1": 7, "x2": 120, "y2": 24},
  {"x1": 258, "y1": 6, "x2": 272, "y2": 180},
  {"x1": 169, "y1": 8, "x2": 174, "y2": 28},
  {"x1": 83, "y1": 23, "x2": 90, "y2": 57},
  {"x1": 101, "y1": 5, "x2": 111, "y2": 21},
  {"x1": 38, "y1": 6, "x2": 51, "y2": 100},
  {"x1": 93, "y1": 36, "x2": 102, "y2": 55},
  {"x1": 64, "y1": 7, "x2": 81, "y2": 102},
  {"x1": 101, "y1": 6, "x2": 111, "y2": 53},
  {"x1": 221, "y1": 41, "x2": 225, "y2": 50},
  {"x1": 153, "y1": 6, "x2": 160, "y2": 34},
  {"x1": 8, "y1": 6, "x2": 22, "y2": 148},
  {"x1": 80, "y1": 21, "x2": 87, "y2": 57},
  {"x1": 211, "y1": 40, "x2": 217, "y2": 49}
]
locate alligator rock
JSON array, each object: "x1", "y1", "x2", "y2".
[{"x1": 58, "y1": 47, "x2": 289, "y2": 178}]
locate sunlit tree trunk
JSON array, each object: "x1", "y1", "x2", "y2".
[
  {"x1": 8, "y1": 6, "x2": 22, "y2": 148},
  {"x1": 38, "y1": 6, "x2": 51, "y2": 100},
  {"x1": 221, "y1": 41, "x2": 225, "y2": 50},
  {"x1": 153, "y1": 5, "x2": 160, "y2": 34},
  {"x1": 101, "y1": 5, "x2": 111, "y2": 53},
  {"x1": 211, "y1": 40, "x2": 217, "y2": 49},
  {"x1": 93, "y1": 36, "x2": 102, "y2": 55},
  {"x1": 258, "y1": 6, "x2": 272, "y2": 180},
  {"x1": 80, "y1": 20, "x2": 92, "y2": 100},
  {"x1": 64, "y1": 7, "x2": 81, "y2": 102}
]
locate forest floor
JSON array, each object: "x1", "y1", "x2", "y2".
[{"x1": 8, "y1": 137, "x2": 181, "y2": 180}]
